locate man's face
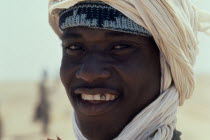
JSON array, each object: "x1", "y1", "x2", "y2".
[{"x1": 60, "y1": 27, "x2": 160, "y2": 138}]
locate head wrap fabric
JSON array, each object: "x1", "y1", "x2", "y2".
[
  {"x1": 48, "y1": 0, "x2": 210, "y2": 139},
  {"x1": 59, "y1": 1, "x2": 152, "y2": 36}
]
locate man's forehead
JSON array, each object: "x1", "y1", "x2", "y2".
[{"x1": 61, "y1": 27, "x2": 149, "y2": 41}]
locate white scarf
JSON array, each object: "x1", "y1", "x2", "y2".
[{"x1": 48, "y1": 0, "x2": 210, "y2": 139}]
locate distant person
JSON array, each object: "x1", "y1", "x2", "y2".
[
  {"x1": 33, "y1": 70, "x2": 51, "y2": 135},
  {"x1": 48, "y1": 0, "x2": 209, "y2": 139}
]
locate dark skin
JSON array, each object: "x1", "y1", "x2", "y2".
[{"x1": 60, "y1": 27, "x2": 161, "y2": 140}]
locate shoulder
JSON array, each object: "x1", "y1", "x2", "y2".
[{"x1": 172, "y1": 129, "x2": 182, "y2": 140}]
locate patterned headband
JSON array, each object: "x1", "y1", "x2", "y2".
[{"x1": 59, "y1": 1, "x2": 152, "y2": 37}]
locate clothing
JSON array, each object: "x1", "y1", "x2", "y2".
[
  {"x1": 172, "y1": 130, "x2": 181, "y2": 140},
  {"x1": 48, "y1": 0, "x2": 210, "y2": 139},
  {"x1": 58, "y1": 1, "x2": 151, "y2": 36},
  {"x1": 47, "y1": 131, "x2": 181, "y2": 140}
]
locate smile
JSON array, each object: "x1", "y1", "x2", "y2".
[
  {"x1": 73, "y1": 88, "x2": 120, "y2": 116},
  {"x1": 81, "y1": 94, "x2": 117, "y2": 101}
]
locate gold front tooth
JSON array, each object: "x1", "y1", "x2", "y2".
[{"x1": 100, "y1": 94, "x2": 106, "y2": 100}]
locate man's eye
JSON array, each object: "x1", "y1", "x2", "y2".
[
  {"x1": 64, "y1": 45, "x2": 84, "y2": 56},
  {"x1": 111, "y1": 44, "x2": 134, "y2": 58},
  {"x1": 112, "y1": 45, "x2": 130, "y2": 50},
  {"x1": 66, "y1": 45, "x2": 82, "y2": 50}
]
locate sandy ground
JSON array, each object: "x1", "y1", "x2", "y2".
[
  {"x1": 0, "y1": 75, "x2": 209, "y2": 140},
  {"x1": 176, "y1": 75, "x2": 210, "y2": 140}
]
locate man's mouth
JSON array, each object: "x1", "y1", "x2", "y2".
[
  {"x1": 73, "y1": 88, "x2": 120, "y2": 116},
  {"x1": 81, "y1": 93, "x2": 116, "y2": 102}
]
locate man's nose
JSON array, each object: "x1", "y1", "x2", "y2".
[{"x1": 75, "y1": 58, "x2": 111, "y2": 83}]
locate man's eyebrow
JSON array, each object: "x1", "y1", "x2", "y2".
[
  {"x1": 105, "y1": 31, "x2": 152, "y2": 42},
  {"x1": 104, "y1": 31, "x2": 135, "y2": 38},
  {"x1": 61, "y1": 32, "x2": 82, "y2": 40}
]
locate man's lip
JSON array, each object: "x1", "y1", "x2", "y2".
[
  {"x1": 72, "y1": 87, "x2": 121, "y2": 116},
  {"x1": 76, "y1": 99, "x2": 120, "y2": 116},
  {"x1": 74, "y1": 88, "x2": 120, "y2": 96}
]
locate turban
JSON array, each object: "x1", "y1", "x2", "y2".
[{"x1": 48, "y1": 0, "x2": 210, "y2": 139}]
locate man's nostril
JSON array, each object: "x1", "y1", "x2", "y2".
[{"x1": 75, "y1": 69, "x2": 111, "y2": 82}]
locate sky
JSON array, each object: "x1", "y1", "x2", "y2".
[{"x1": 0, "y1": 0, "x2": 210, "y2": 81}]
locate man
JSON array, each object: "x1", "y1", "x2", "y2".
[
  {"x1": 48, "y1": 0, "x2": 209, "y2": 139},
  {"x1": 34, "y1": 70, "x2": 51, "y2": 135}
]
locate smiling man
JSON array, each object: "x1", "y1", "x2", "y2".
[
  {"x1": 48, "y1": 0, "x2": 210, "y2": 140},
  {"x1": 61, "y1": 25, "x2": 160, "y2": 139}
]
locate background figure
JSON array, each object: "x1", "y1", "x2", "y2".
[{"x1": 33, "y1": 70, "x2": 51, "y2": 135}]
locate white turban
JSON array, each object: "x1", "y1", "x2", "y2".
[{"x1": 48, "y1": 0, "x2": 210, "y2": 139}]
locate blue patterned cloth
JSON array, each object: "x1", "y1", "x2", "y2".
[{"x1": 59, "y1": 1, "x2": 152, "y2": 37}]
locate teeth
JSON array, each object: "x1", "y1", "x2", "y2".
[
  {"x1": 81, "y1": 94, "x2": 93, "y2": 100},
  {"x1": 105, "y1": 94, "x2": 111, "y2": 101},
  {"x1": 111, "y1": 95, "x2": 115, "y2": 101},
  {"x1": 81, "y1": 94, "x2": 117, "y2": 101},
  {"x1": 100, "y1": 94, "x2": 106, "y2": 100},
  {"x1": 94, "y1": 94, "x2": 101, "y2": 100}
]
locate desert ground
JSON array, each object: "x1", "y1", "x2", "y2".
[{"x1": 0, "y1": 75, "x2": 209, "y2": 140}]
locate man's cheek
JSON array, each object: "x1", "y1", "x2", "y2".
[
  {"x1": 60, "y1": 65, "x2": 72, "y2": 90},
  {"x1": 60, "y1": 65, "x2": 66, "y2": 85}
]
